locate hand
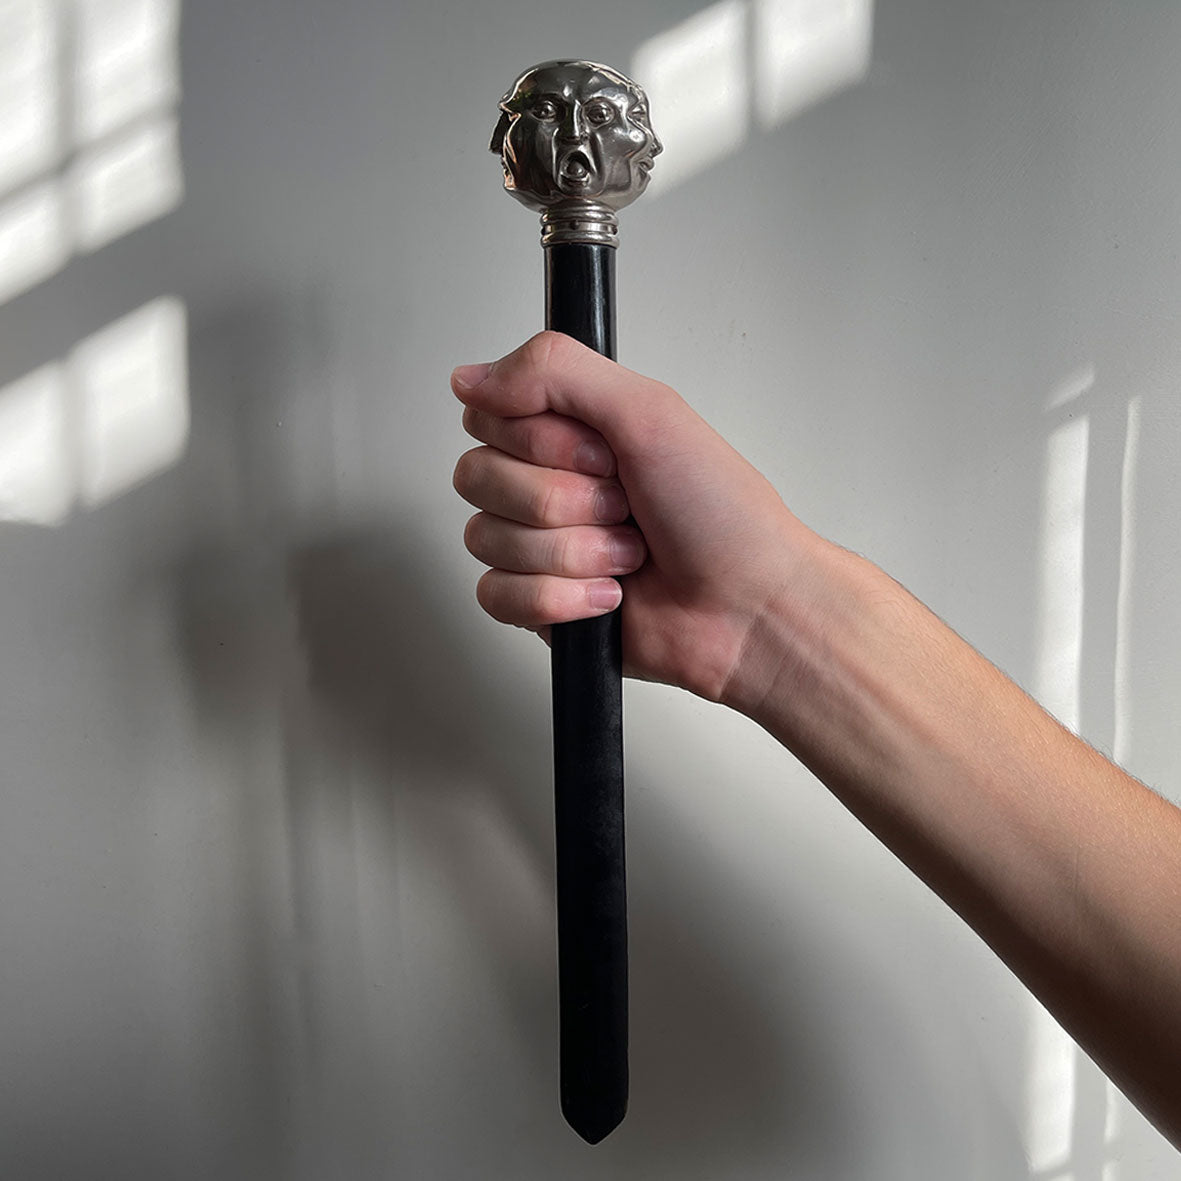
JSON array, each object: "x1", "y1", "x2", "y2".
[{"x1": 451, "y1": 332, "x2": 825, "y2": 705}]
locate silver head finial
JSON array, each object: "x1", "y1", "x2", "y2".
[{"x1": 490, "y1": 60, "x2": 662, "y2": 247}]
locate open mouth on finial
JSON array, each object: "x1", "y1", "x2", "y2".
[{"x1": 559, "y1": 149, "x2": 594, "y2": 186}]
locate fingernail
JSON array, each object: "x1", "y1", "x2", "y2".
[
  {"x1": 574, "y1": 440, "x2": 614, "y2": 476},
  {"x1": 594, "y1": 484, "x2": 629, "y2": 522},
  {"x1": 609, "y1": 533, "x2": 645, "y2": 571},
  {"x1": 588, "y1": 580, "x2": 622, "y2": 612},
  {"x1": 452, "y1": 362, "x2": 492, "y2": 391}
]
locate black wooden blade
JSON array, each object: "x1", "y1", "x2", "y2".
[{"x1": 545, "y1": 243, "x2": 628, "y2": 1144}]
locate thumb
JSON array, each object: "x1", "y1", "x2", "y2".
[{"x1": 451, "y1": 331, "x2": 677, "y2": 447}]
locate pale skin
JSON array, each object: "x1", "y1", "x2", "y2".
[{"x1": 451, "y1": 331, "x2": 1181, "y2": 1149}]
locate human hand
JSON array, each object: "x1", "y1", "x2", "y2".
[{"x1": 451, "y1": 332, "x2": 828, "y2": 706}]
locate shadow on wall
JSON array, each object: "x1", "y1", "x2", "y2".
[
  {"x1": 164, "y1": 299, "x2": 849, "y2": 1171},
  {"x1": 171, "y1": 531, "x2": 824, "y2": 1171},
  {"x1": 157, "y1": 266, "x2": 1170, "y2": 1179},
  {"x1": 285, "y1": 526, "x2": 849, "y2": 1171}
]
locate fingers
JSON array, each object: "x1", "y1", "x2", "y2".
[
  {"x1": 462, "y1": 405, "x2": 616, "y2": 478},
  {"x1": 452, "y1": 344, "x2": 645, "y2": 630},
  {"x1": 453, "y1": 445, "x2": 630, "y2": 527},
  {"x1": 464, "y1": 513, "x2": 647, "y2": 578},
  {"x1": 476, "y1": 569, "x2": 623, "y2": 627},
  {"x1": 466, "y1": 513, "x2": 641, "y2": 626},
  {"x1": 451, "y1": 330, "x2": 677, "y2": 442}
]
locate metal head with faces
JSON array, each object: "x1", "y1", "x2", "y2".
[{"x1": 491, "y1": 60, "x2": 662, "y2": 218}]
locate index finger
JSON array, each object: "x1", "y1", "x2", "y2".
[
  {"x1": 450, "y1": 331, "x2": 675, "y2": 440},
  {"x1": 462, "y1": 406, "x2": 617, "y2": 478}
]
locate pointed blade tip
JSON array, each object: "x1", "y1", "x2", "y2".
[{"x1": 563, "y1": 1099, "x2": 627, "y2": 1144}]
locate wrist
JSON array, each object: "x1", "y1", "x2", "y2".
[{"x1": 720, "y1": 533, "x2": 907, "y2": 746}]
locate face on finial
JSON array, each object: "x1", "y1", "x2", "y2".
[{"x1": 490, "y1": 60, "x2": 662, "y2": 212}]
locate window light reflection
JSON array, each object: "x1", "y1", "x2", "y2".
[
  {"x1": 1026, "y1": 366, "x2": 1142, "y2": 1179},
  {"x1": 1035, "y1": 409, "x2": 1089, "y2": 734},
  {"x1": 73, "y1": 0, "x2": 181, "y2": 145},
  {"x1": 1027, "y1": 380, "x2": 1091, "y2": 1177},
  {"x1": 0, "y1": 0, "x2": 182, "y2": 307},
  {"x1": 0, "y1": 361, "x2": 71, "y2": 526},
  {"x1": 633, "y1": 0, "x2": 750, "y2": 194},
  {"x1": 0, "y1": 178, "x2": 68, "y2": 304},
  {"x1": 753, "y1": 0, "x2": 873, "y2": 130},
  {"x1": 0, "y1": 0, "x2": 62, "y2": 198},
  {"x1": 1026, "y1": 998, "x2": 1078, "y2": 1177},
  {"x1": 0, "y1": 296, "x2": 188, "y2": 525},
  {"x1": 71, "y1": 113, "x2": 183, "y2": 252},
  {"x1": 632, "y1": 0, "x2": 873, "y2": 196},
  {"x1": 74, "y1": 295, "x2": 188, "y2": 508},
  {"x1": 1113, "y1": 395, "x2": 1141, "y2": 768}
]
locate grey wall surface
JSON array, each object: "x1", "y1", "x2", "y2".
[{"x1": 1, "y1": 1, "x2": 1179, "y2": 1177}]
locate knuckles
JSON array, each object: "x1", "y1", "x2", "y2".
[
  {"x1": 528, "y1": 478, "x2": 561, "y2": 528},
  {"x1": 519, "y1": 330, "x2": 567, "y2": 374},
  {"x1": 461, "y1": 405, "x2": 482, "y2": 439},
  {"x1": 499, "y1": 330, "x2": 582, "y2": 391},
  {"x1": 474, "y1": 569, "x2": 501, "y2": 618},
  {"x1": 530, "y1": 579, "x2": 563, "y2": 623},
  {"x1": 475, "y1": 568, "x2": 559, "y2": 627},
  {"x1": 546, "y1": 527, "x2": 575, "y2": 576},
  {"x1": 462, "y1": 511, "x2": 486, "y2": 557},
  {"x1": 451, "y1": 446, "x2": 486, "y2": 500}
]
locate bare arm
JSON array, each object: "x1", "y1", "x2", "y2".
[
  {"x1": 451, "y1": 332, "x2": 1181, "y2": 1148},
  {"x1": 730, "y1": 536, "x2": 1181, "y2": 1145}
]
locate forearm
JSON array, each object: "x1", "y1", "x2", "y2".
[{"x1": 727, "y1": 533, "x2": 1181, "y2": 1146}]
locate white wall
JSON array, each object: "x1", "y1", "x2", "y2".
[{"x1": 1, "y1": 0, "x2": 1179, "y2": 1177}]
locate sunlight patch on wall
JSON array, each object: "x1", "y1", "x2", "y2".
[
  {"x1": 0, "y1": 296, "x2": 188, "y2": 524},
  {"x1": 1034, "y1": 377, "x2": 1091, "y2": 734},
  {"x1": 0, "y1": 361, "x2": 71, "y2": 525},
  {"x1": 0, "y1": 178, "x2": 68, "y2": 304},
  {"x1": 71, "y1": 114, "x2": 182, "y2": 252},
  {"x1": 73, "y1": 0, "x2": 180, "y2": 145},
  {"x1": 1045, "y1": 364, "x2": 1096, "y2": 414},
  {"x1": 1101, "y1": 1077, "x2": 1125, "y2": 1181},
  {"x1": 0, "y1": 0, "x2": 62, "y2": 194},
  {"x1": 73, "y1": 296, "x2": 188, "y2": 507},
  {"x1": 1025, "y1": 369, "x2": 1092, "y2": 1179},
  {"x1": 633, "y1": 0, "x2": 873, "y2": 196},
  {"x1": 0, "y1": 0, "x2": 182, "y2": 306},
  {"x1": 1025, "y1": 999, "x2": 1077, "y2": 1178},
  {"x1": 0, "y1": 1, "x2": 186, "y2": 525},
  {"x1": 632, "y1": 0, "x2": 750, "y2": 194},
  {"x1": 1025, "y1": 367, "x2": 1143, "y2": 1179},
  {"x1": 753, "y1": 0, "x2": 873, "y2": 130},
  {"x1": 1113, "y1": 394, "x2": 1141, "y2": 768}
]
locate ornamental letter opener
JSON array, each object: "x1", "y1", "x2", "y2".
[{"x1": 490, "y1": 60, "x2": 661, "y2": 1144}]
